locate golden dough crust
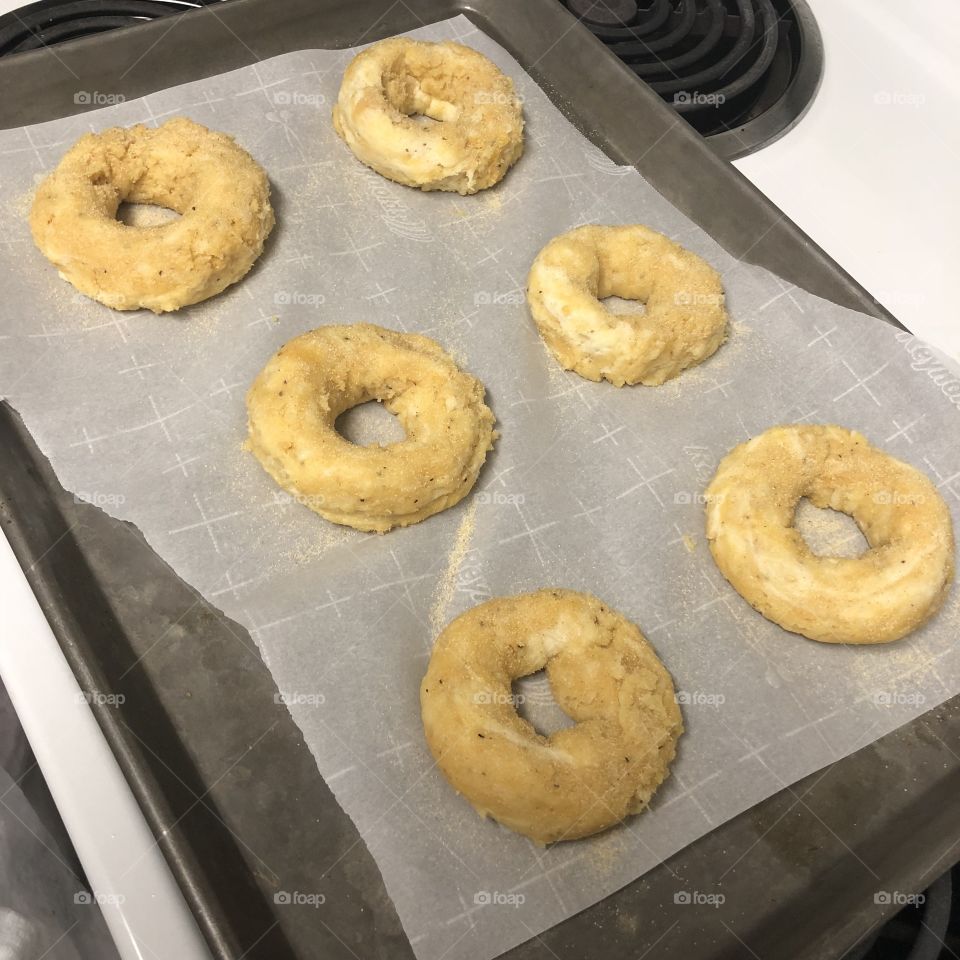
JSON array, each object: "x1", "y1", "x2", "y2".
[
  {"x1": 420, "y1": 589, "x2": 683, "y2": 844},
  {"x1": 245, "y1": 324, "x2": 496, "y2": 533},
  {"x1": 526, "y1": 224, "x2": 728, "y2": 386},
  {"x1": 29, "y1": 116, "x2": 274, "y2": 313},
  {"x1": 333, "y1": 38, "x2": 524, "y2": 195},
  {"x1": 705, "y1": 424, "x2": 955, "y2": 644}
]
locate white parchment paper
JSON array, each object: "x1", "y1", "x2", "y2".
[{"x1": 1, "y1": 17, "x2": 959, "y2": 960}]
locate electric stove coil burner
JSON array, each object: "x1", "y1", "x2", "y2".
[
  {"x1": 0, "y1": 0, "x2": 224, "y2": 57},
  {"x1": 563, "y1": 0, "x2": 823, "y2": 160}
]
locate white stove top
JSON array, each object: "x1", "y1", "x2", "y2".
[
  {"x1": 0, "y1": 1, "x2": 956, "y2": 958},
  {"x1": 734, "y1": 0, "x2": 960, "y2": 357}
]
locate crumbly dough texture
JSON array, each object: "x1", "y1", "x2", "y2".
[
  {"x1": 333, "y1": 37, "x2": 524, "y2": 195},
  {"x1": 30, "y1": 116, "x2": 274, "y2": 313},
  {"x1": 420, "y1": 589, "x2": 683, "y2": 844},
  {"x1": 706, "y1": 424, "x2": 955, "y2": 644},
  {"x1": 245, "y1": 324, "x2": 496, "y2": 533},
  {"x1": 526, "y1": 224, "x2": 728, "y2": 386}
]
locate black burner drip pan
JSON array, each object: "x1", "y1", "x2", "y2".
[
  {"x1": 563, "y1": 0, "x2": 824, "y2": 159},
  {"x1": 0, "y1": 0, "x2": 224, "y2": 56}
]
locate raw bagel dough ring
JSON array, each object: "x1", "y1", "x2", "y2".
[
  {"x1": 526, "y1": 224, "x2": 728, "y2": 386},
  {"x1": 29, "y1": 117, "x2": 274, "y2": 313},
  {"x1": 245, "y1": 324, "x2": 496, "y2": 533},
  {"x1": 420, "y1": 589, "x2": 683, "y2": 844},
  {"x1": 332, "y1": 37, "x2": 524, "y2": 195},
  {"x1": 705, "y1": 424, "x2": 954, "y2": 644}
]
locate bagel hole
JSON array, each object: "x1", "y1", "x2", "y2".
[
  {"x1": 335, "y1": 401, "x2": 405, "y2": 447},
  {"x1": 116, "y1": 202, "x2": 180, "y2": 227},
  {"x1": 794, "y1": 498, "x2": 868, "y2": 558},
  {"x1": 512, "y1": 671, "x2": 575, "y2": 737},
  {"x1": 385, "y1": 77, "x2": 458, "y2": 124},
  {"x1": 601, "y1": 295, "x2": 647, "y2": 317}
]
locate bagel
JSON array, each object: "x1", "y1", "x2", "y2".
[
  {"x1": 420, "y1": 589, "x2": 683, "y2": 844},
  {"x1": 245, "y1": 324, "x2": 496, "y2": 533},
  {"x1": 29, "y1": 116, "x2": 274, "y2": 313},
  {"x1": 526, "y1": 224, "x2": 728, "y2": 386},
  {"x1": 705, "y1": 424, "x2": 955, "y2": 644},
  {"x1": 332, "y1": 37, "x2": 524, "y2": 195}
]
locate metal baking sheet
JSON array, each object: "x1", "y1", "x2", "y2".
[{"x1": 1, "y1": 2, "x2": 957, "y2": 959}]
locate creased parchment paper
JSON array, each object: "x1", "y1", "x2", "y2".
[{"x1": 1, "y1": 16, "x2": 959, "y2": 960}]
